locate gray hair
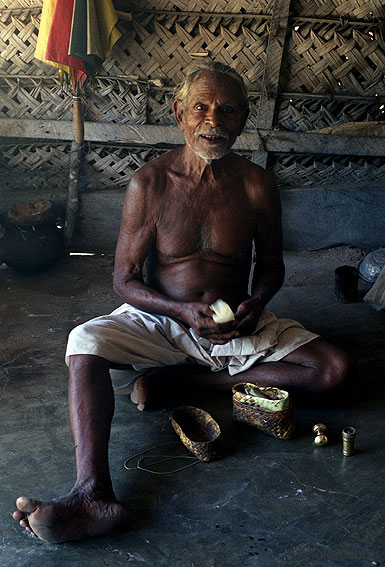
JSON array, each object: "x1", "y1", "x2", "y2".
[{"x1": 173, "y1": 61, "x2": 249, "y2": 114}]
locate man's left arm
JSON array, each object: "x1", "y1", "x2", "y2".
[{"x1": 235, "y1": 173, "x2": 285, "y2": 336}]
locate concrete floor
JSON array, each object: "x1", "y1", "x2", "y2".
[{"x1": 1, "y1": 247, "x2": 385, "y2": 567}]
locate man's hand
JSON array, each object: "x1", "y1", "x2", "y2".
[
  {"x1": 180, "y1": 302, "x2": 241, "y2": 345},
  {"x1": 234, "y1": 297, "x2": 264, "y2": 337}
]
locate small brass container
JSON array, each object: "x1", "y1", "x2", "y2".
[
  {"x1": 342, "y1": 426, "x2": 356, "y2": 456},
  {"x1": 313, "y1": 423, "x2": 328, "y2": 446}
]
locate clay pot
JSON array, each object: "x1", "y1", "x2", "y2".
[{"x1": 2, "y1": 201, "x2": 64, "y2": 273}]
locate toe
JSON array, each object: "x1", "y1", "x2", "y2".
[
  {"x1": 16, "y1": 497, "x2": 40, "y2": 514},
  {"x1": 20, "y1": 519, "x2": 29, "y2": 528},
  {"x1": 24, "y1": 525, "x2": 36, "y2": 536},
  {"x1": 130, "y1": 390, "x2": 146, "y2": 410},
  {"x1": 13, "y1": 510, "x2": 24, "y2": 521},
  {"x1": 130, "y1": 389, "x2": 138, "y2": 404}
]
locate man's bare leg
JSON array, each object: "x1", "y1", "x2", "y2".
[
  {"x1": 13, "y1": 354, "x2": 128, "y2": 543},
  {"x1": 131, "y1": 338, "x2": 351, "y2": 410}
]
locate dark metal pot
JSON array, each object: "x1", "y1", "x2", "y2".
[{"x1": 2, "y1": 201, "x2": 64, "y2": 273}]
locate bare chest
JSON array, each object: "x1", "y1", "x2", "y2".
[{"x1": 155, "y1": 180, "x2": 257, "y2": 258}]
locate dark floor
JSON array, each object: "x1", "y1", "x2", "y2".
[{"x1": 1, "y1": 247, "x2": 385, "y2": 567}]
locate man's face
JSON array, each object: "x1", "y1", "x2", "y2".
[{"x1": 174, "y1": 71, "x2": 247, "y2": 162}]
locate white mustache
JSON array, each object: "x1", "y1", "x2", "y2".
[{"x1": 196, "y1": 127, "x2": 229, "y2": 140}]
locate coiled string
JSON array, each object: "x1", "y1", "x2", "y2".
[{"x1": 124, "y1": 442, "x2": 200, "y2": 474}]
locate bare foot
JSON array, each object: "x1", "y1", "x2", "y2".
[
  {"x1": 13, "y1": 486, "x2": 128, "y2": 543},
  {"x1": 130, "y1": 365, "x2": 217, "y2": 411},
  {"x1": 130, "y1": 369, "x2": 193, "y2": 410},
  {"x1": 130, "y1": 374, "x2": 154, "y2": 411}
]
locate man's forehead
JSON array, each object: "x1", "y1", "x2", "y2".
[{"x1": 187, "y1": 70, "x2": 242, "y2": 102}]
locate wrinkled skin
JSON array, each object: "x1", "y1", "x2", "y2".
[{"x1": 13, "y1": 70, "x2": 351, "y2": 543}]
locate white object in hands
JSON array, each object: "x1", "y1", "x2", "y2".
[{"x1": 210, "y1": 299, "x2": 235, "y2": 324}]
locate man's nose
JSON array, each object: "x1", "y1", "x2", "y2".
[{"x1": 205, "y1": 107, "x2": 221, "y2": 126}]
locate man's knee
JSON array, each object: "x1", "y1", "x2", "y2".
[
  {"x1": 67, "y1": 322, "x2": 98, "y2": 355},
  {"x1": 290, "y1": 339, "x2": 352, "y2": 393},
  {"x1": 66, "y1": 319, "x2": 112, "y2": 369},
  {"x1": 316, "y1": 347, "x2": 352, "y2": 392}
]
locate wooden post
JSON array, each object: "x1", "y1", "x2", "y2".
[
  {"x1": 253, "y1": 0, "x2": 292, "y2": 169},
  {"x1": 64, "y1": 85, "x2": 85, "y2": 252},
  {"x1": 64, "y1": 141, "x2": 83, "y2": 252},
  {"x1": 72, "y1": 93, "x2": 85, "y2": 144}
]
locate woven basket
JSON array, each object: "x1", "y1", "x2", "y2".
[
  {"x1": 171, "y1": 406, "x2": 221, "y2": 462},
  {"x1": 232, "y1": 383, "x2": 295, "y2": 440}
]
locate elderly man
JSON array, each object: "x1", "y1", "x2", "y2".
[{"x1": 13, "y1": 61, "x2": 350, "y2": 543}]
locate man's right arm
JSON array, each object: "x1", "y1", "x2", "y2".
[{"x1": 113, "y1": 169, "x2": 184, "y2": 318}]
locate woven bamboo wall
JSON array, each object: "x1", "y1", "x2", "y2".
[{"x1": 0, "y1": 0, "x2": 384, "y2": 251}]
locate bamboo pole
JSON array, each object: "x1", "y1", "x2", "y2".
[
  {"x1": 64, "y1": 141, "x2": 83, "y2": 252},
  {"x1": 72, "y1": 84, "x2": 84, "y2": 144},
  {"x1": 63, "y1": 84, "x2": 85, "y2": 251}
]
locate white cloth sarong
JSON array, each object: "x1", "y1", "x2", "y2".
[{"x1": 65, "y1": 304, "x2": 319, "y2": 381}]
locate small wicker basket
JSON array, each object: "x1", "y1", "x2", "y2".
[
  {"x1": 171, "y1": 406, "x2": 221, "y2": 462},
  {"x1": 232, "y1": 383, "x2": 295, "y2": 440}
]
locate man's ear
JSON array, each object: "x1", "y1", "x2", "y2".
[{"x1": 173, "y1": 100, "x2": 185, "y2": 131}]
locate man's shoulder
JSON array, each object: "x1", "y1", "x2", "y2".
[
  {"x1": 230, "y1": 152, "x2": 275, "y2": 186},
  {"x1": 130, "y1": 148, "x2": 180, "y2": 187}
]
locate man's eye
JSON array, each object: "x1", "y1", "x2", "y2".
[
  {"x1": 222, "y1": 107, "x2": 234, "y2": 113},
  {"x1": 195, "y1": 104, "x2": 205, "y2": 110}
]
